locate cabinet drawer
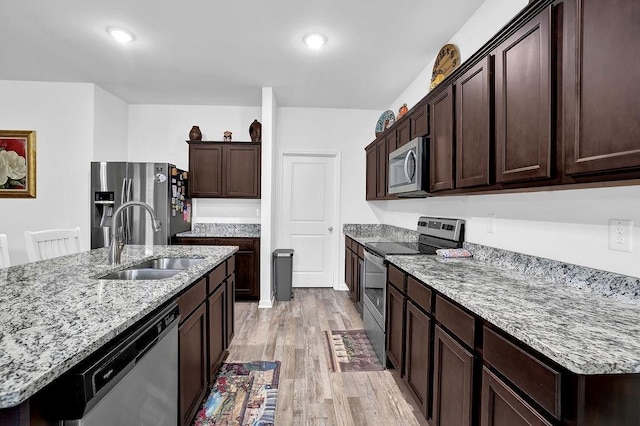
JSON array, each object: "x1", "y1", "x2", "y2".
[
  {"x1": 388, "y1": 264, "x2": 406, "y2": 292},
  {"x1": 179, "y1": 277, "x2": 207, "y2": 322},
  {"x1": 215, "y1": 237, "x2": 254, "y2": 251},
  {"x1": 483, "y1": 327, "x2": 561, "y2": 419},
  {"x1": 407, "y1": 276, "x2": 431, "y2": 313},
  {"x1": 208, "y1": 263, "x2": 226, "y2": 295},
  {"x1": 435, "y1": 295, "x2": 475, "y2": 348},
  {"x1": 345, "y1": 237, "x2": 353, "y2": 251}
]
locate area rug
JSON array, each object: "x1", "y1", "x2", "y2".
[
  {"x1": 324, "y1": 329, "x2": 384, "y2": 372},
  {"x1": 194, "y1": 361, "x2": 280, "y2": 426}
]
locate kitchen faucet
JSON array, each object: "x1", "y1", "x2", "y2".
[{"x1": 109, "y1": 201, "x2": 162, "y2": 264}]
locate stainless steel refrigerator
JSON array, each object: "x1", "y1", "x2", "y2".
[{"x1": 90, "y1": 162, "x2": 191, "y2": 249}]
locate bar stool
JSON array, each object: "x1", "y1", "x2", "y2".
[{"x1": 24, "y1": 227, "x2": 82, "y2": 262}]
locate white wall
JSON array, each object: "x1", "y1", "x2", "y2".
[
  {"x1": 259, "y1": 88, "x2": 277, "y2": 307},
  {"x1": 0, "y1": 80, "x2": 95, "y2": 265},
  {"x1": 389, "y1": 0, "x2": 528, "y2": 114},
  {"x1": 373, "y1": 0, "x2": 640, "y2": 279},
  {"x1": 93, "y1": 85, "x2": 129, "y2": 161},
  {"x1": 275, "y1": 107, "x2": 381, "y2": 290},
  {"x1": 127, "y1": 104, "x2": 263, "y2": 224},
  {"x1": 127, "y1": 104, "x2": 262, "y2": 171}
]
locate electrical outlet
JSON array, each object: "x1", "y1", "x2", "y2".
[
  {"x1": 608, "y1": 219, "x2": 633, "y2": 252},
  {"x1": 486, "y1": 214, "x2": 496, "y2": 234}
]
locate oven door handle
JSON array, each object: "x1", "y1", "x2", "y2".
[{"x1": 364, "y1": 249, "x2": 386, "y2": 269}]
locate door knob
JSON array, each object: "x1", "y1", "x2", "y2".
[{"x1": 328, "y1": 226, "x2": 333, "y2": 232}]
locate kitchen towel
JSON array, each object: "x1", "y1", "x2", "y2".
[{"x1": 436, "y1": 248, "x2": 473, "y2": 258}]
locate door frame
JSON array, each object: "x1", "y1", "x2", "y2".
[{"x1": 276, "y1": 151, "x2": 342, "y2": 289}]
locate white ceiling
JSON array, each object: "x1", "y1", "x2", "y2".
[{"x1": 0, "y1": 0, "x2": 485, "y2": 109}]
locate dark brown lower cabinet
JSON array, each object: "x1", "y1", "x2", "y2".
[
  {"x1": 404, "y1": 300, "x2": 431, "y2": 418},
  {"x1": 481, "y1": 368, "x2": 551, "y2": 426},
  {"x1": 433, "y1": 325, "x2": 474, "y2": 426},
  {"x1": 174, "y1": 237, "x2": 260, "y2": 300},
  {"x1": 226, "y1": 273, "x2": 235, "y2": 347},
  {"x1": 386, "y1": 284, "x2": 405, "y2": 370},
  {"x1": 208, "y1": 283, "x2": 226, "y2": 382},
  {"x1": 179, "y1": 303, "x2": 208, "y2": 426}
]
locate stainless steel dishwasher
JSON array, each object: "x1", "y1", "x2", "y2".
[{"x1": 43, "y1": 302, "x2": 179, "y2": 425}]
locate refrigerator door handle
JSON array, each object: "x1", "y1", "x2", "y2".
[
  {"x1": 120, "y1": 178, "x2": 128, "y2": 243},
  {"x1": 125, "y1": 178, "x2": 133, "y2": 242}
]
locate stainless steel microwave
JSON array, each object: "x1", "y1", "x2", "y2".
[{"x1": 388, "y1": 136, "x2": 429, "y2": 197}]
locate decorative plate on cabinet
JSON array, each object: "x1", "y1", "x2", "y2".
[
  {"x1": 375, "y1": 110, "x2": 396, "y2": 136},
  {"x1": 430, "y1": 44, "x2": 460, "y2": 90}
]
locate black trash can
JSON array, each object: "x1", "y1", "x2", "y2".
[{"x1": 273, "y1": 249, "x2": 294, "y2": 301}]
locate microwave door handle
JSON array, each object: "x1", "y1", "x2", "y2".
[{"x1": 404, "y1": 150, "x2": 416, "y2": 182}]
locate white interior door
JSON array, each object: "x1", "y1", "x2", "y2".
[{"x1": 280, "y1": 153, "x2": 338, "y2": 288}]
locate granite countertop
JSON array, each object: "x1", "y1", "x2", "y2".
[
  {"x1": 0, "y1": 245, "x2": 237, "y2": 409},
  {"x1": 343, "y1": 222, "x2": 640, "y2": 375},
  {"x1": 177, "y1": 223, "x2": 261, "y2": 238},
  {"x1": 387, "y1": 254, "x2": 640, "y2": 375}
]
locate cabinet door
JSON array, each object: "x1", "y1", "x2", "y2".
[
  {"x1": 350, "y1": 250, "x2": 359, "y2": 302},
  {"x1": 376, "y1": 138, "x2": 388, "y2": 198},
  {"x1": 179, "y1": 303, "x2": 208, "y2": 426},
  {"x1": 357, "y1": 256, "x2": 364, "y2": 306},
  {"x1": 456, "y1": 56, "x2": 492, "y2": 188},
  {"x1": 430, "y1": 85, "x2": 455, "y2": 192},
  {"x1": 224, "y1": 145, "x2": 261, "y2": 198},
  {"x1": 215, "y1": 238, "x2": 259, "y2": 300},
  {"x1": 433, "y1": 325, "x2": 474, "y2": 426},
  {"x1": 386, "y1": 284, "x2": 405, "y2": 371},
  {"x1": 226, "y1": 273, "x2": 235, "y2": 348},
  {"x1": 345, "y1": 247, "x2": 353, "y2": 293},
  {"x1": 564, "y1": 0, "x2": 640, "y2": 175},
  {"x1": 208, "y1": 283, "x2": 226, "y2": 381},
  {"x1": 481, "y1": 368, "x2": 551, "y2": 426},
  {"x1": 189, "y1": 144, "x2": 223, "y2": 197},
  {"x1": 410, "y1": 102, "x2": 429, "y2": 139},
  {"x1": 365, "y1": 144, "x2": 377, "y2": 200},
  {"x1": 495, "y1": 7, "x2": 552, "y2": 183},
  {"x1": 404, "y1": 300, "x2": 431, "y2": 418},
  {"x1": 397, "y1": 118, "x2": 411, "y2": 147}
]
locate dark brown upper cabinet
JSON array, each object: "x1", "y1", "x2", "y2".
[
  {"x1": 377, "y1": 137, "x2": 388, "y2": 198},
  {"x1": 188, "y1": 141, "x2": 261, "y2": 198},
  {"x1": 430, "y1": 85, "x2": 456, "y2": 192},
  {"x1": 224, "y1": 144, "x2": 261, "y2": 198},
  {"x1": 455, "y1": 56, "x2": 493, "y2": 188},
  {"x1": 410, "y1": 101, "x2": 429, "y2": 140},
  {"x1": 495, "y1": 6, "x2": 552, "y2": 183},
  {"x1": 365, "y1": 144, "x2": 377, "y2": 200},
  {"x1": 563, "y1": 0, "x2": 640, "y2": 176},
  {"x1": 396, "y1": 116, "x2": 411, "y2": 147},
  {"x1": 189, "y1": 144, "x2": 223, "y2": 197}
]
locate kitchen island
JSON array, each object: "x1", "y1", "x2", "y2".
[{"x1": 0, "y1": 244, "x2": 237, "y2": 424}]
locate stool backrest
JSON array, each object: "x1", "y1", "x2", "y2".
[
  {"x1": 24, "y1": 227, "x2": 82, "y2": 262},
  {"x1": 0, "y1": 234, "x2": 9, "y2": 268}
]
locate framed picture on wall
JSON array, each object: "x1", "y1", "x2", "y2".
[{"x1": 0, "y1": 130, "x2": 36, "y2": 198}]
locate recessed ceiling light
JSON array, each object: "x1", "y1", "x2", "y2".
[
  {"x1": 107, "y1": 27, "x2": 135, "y2": 44},
  {"x1": 303, "y1": 33, "x2": 327, "y2": 50}
]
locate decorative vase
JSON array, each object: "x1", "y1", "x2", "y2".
[
  {"x1": 223, "y1": 131, "x2": 232, "y2": 142},
  {"x1": 189, "y1": 125, "x2": 202, "y2": 141},
  {"x1": 398, "y1": 103, "x2": 408, "y2": 119},
  {"x1": 249, "y1": 119, "x2": 262, "y2": 142}
]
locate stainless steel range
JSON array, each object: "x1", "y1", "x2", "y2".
[{"x1": 362, "y1": 217, "x2": 465, "y2": 365}]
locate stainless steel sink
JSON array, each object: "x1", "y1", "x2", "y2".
[
  {"x1": 129, "y1": 257, "x2": 205, "y2": 270},
  {"x1": 99, "y1": 268, "x2": 182, "y2": 281}
]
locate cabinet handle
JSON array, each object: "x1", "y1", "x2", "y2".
[{"x1": 328, "y1": 226, "x2": 333, "y2": 232}]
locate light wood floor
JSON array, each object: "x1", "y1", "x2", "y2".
[{"x1": 227, "y1": 288, "x2": 428, "y2": 426}]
